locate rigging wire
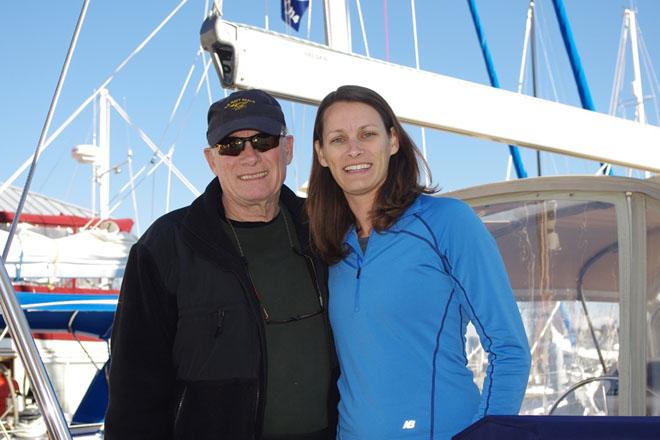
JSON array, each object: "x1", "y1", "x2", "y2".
[
  {"x1": 638, "y1": 28, "x2": 660, "y2": 124},
  {"x1": 0, "y1": 0, "x2": 190, "y2": 197},
  {"x1": 537, "y1": 0, "x2": 568, "y2": 105},
  {"x1": 213, "y1": 0, "x2": 223, "y2": 16},
  {"x1": 535, "y1": 1, "x2": 564, "y2": 176},
  {"x1": 201, "y1": 52, "x2": 215, "y2": 105},
  {"x1": 409, "y1": 0, "x2": 429, "y2": 185},
  {"x1": 354, "y1": 0, "x2": 370, "y2": 56},
  {"x1": 292, "y1": 0, "x2": 314, "y2": 195},
  {"x1": 536, "y1": 0, "x2": 571, "y2": 175},
  {"x1": 106, "y1": 95, "x2": 200, "y2": 196},
  {"x1": 167, "y1": 57, "x2": 198, "y2": 130},
  {"x1": 126, "y1": 150, "x2": 141, "y2": 236},
  {"x1": 165, "y1": 146, "x2": 175, "y2": 213},
  {"x1": 608, "y1": 12, "x2": 628, "y2": 117},
  {"x1": 2, "y1": 0, "x2": 90, "y2": 262},
  {"x1": 289, "y1": 102, "x2": 300, "y2": 191},
  {"x1": 530, "y1": 1, "x2": 541, "y2": 176},
  {"x1": 67, "y1": 311, "x2": 101, "y2": 371},
  {"x1": 516, "y1": 2, "x2": 533, "y2": 95},
  {"x1": 383, "y1": 0, "x2": 390, "y2": 61},
  {"x1": 410, "y1": 0, "x2": 421, "y2": 73},
  {"x1": 151, "y1": 165, "x2": 157, "y2": 224},
  {"x1": 152, "y1": 49, "x2": 201, "y2": 214},
  {"x1": 37, "y1": 146, "x2": 69, "y2": 193},
  {"x1": 64, "y1": 163, "x2": 81, "y2": 204},
  {"x1": 306, "y1": 0, "x2": 313, "y2": 39},
  {"x1": 346, "y1": 1, "x2": 352, "y2": 47},
  {"x1": 536, "y1": 10, "x2": 561, "y2": 103},
  {"x1": 264, "y1": 0, "x2": 270, "y2": 31},
  {"x1": 202, "y1": 0, "x2": 218, "y2": 105},
  {"x1": 122, "y1": 97, "x2": 142, "y2": 235},
  {"x1": 103, "y1": 54, "x2": 211, "y2": 219}
]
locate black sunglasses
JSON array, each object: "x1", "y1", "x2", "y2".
[{"x1": 214, "y1": 133, "x2": 281, "y2": 156}]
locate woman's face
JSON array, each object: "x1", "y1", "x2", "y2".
[{"x1": 315, "y1": 101, "x2": 399, "y2": 208}]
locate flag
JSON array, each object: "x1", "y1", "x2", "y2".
[{"x1": 281, "y1": 0, "x2": 309, "y2": 31}]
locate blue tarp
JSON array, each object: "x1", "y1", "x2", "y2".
[
  {"x1": 0, "y1": 292, "x2": 117, "y2": 340},
  {"x1": 453, "y1": 415, "x2": 660, "y2": 440}
]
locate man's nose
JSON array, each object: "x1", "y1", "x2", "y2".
[{"x1": 239, "y1": 141, "x2": 260, "y2": 163}]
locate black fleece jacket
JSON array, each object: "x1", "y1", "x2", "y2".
[{"x1": 105, "y1": 179, "x2": 338, "y2": 439}]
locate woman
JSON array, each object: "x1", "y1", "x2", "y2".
[{"x1": 307, "y1": 85, "x2": 531, "y2": 440}]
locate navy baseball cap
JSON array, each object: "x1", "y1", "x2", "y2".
[{"x1": 206, "y1": 89, "x2": 286, "y2": 146}]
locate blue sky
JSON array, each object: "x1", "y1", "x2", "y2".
[{"x1": 1, "y1": 1, "x2": 659, "y2": 234}]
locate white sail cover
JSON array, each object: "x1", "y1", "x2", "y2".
[{"x1": 1, "y1": 226, "x2": 135, "y2": 280}]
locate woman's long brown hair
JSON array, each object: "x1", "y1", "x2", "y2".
[{"x1": 307, "y1": 85, "x2": 434, "y2": 264}]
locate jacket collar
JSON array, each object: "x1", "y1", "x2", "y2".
[
  {"x1": 343, "y1": 194, "x2": 426, "y2": 253},
  {"x1": 181, "y1": 179, "x2": 310, "y2": 262}
]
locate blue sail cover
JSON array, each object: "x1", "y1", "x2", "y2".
[
  {"x1": 0, "y1": 292, "x2": 118, "y2": 340},
  {"x1": 281, "y1": 0, "x2": 309, "y2": 31}
]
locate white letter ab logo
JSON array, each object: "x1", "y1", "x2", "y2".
[{"x1": 402, "y1": 420, "x2": 416, "y2": 429}]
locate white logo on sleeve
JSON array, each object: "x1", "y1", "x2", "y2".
[{"x1": 402, "y1": 420, "x2": 416, "y2": 429}]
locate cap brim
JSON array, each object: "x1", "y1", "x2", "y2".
[{"x1": 207, "y1": 116, "x2": 283, "y2": 146}]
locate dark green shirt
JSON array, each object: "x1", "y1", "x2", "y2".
[{"x1": 222, "y1": 210, "x2": 331, "y2": 436}]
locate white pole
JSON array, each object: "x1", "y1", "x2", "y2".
[
  {"x1": 354, "y1": 0, "x2": 369, "y2": 56},
  {"x1": 628, "y1": 10, "x2": 647, "y2": 126},
  {"x1": 626, "y1": 9, "x2": 651, "y2": 178},
  {"x1": 165, "y1": 146, "x2": 175, "y2": 213},
  {"x1": 323, "y1": 0, "x2": 351, "y2": 52},
  {"x1": 608, "y1": 11, "x2": 628, "y2": 117},
  {"x1": 410, "y1": 0, "x2": 429, "y2": 185},
  {"x1": 91, "y1": 95, "x2": 98, "y2": 215},
  {"x1": 127, "y1": 150, "x2": 141, "y2": 236},
  {"x1": 517, "y1": 1, "x2": 534, "y2": 94},
  {"x1": 98, "y1": 89, "x2": 111, "y2": 219}
]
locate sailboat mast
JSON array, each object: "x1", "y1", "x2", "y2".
[
  {"x1": 551, "y1": 0, "x2": 595, "y2": 112},
  {"x1": 98, "y1": 89, "x2": 111, "y2": 220},
  {"x1": 529, "y1": 1, "x2": 541, "y2": 177},
  {"x1": 627, "y1": 9, "x2": 647, "y2": 125},
  {"x1": 626, "y1": 9, "x2": 651, "y2": 179},
  {"x1": 323, "y1": 0, "x2": 350, "y2": 52},
  {"x1": 466, "y1": 0, "x2": 528, "y2": 179}
]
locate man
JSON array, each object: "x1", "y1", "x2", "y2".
[{"x1": 105, "y1": 89, "x2": 337, "y2": 439}]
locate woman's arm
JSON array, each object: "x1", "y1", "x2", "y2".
[{"x1": 444, "y1": 200, "x2": 531, "y2": 420}]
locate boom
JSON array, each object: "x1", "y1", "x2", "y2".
[{"x1": 200, "y1": 16, "x2": 660, "y2": 173}]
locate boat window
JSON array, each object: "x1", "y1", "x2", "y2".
[
  {"x1": 646, "y1": 199, "x2": 660, "y2": 415},
  {"x1": 469, "y1": 198, "x2": 620, "y2": 416}
]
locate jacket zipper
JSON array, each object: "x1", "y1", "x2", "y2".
[
  {"x1": 235, "y1": 261, "x2": 268, "y2": 432},
  {"x1": 354, "y1": 256, "x2": 363, "y2": 312},
  {"x1": 214, "y1": 309, "x2": 226, "y2": 338},
  {"x1": 173, "y1": 385, "x2": 187, "y2": 432}
]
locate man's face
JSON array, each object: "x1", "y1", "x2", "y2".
[{"x1": 204, "y1": 129, "x2": 293, "y2": 212}]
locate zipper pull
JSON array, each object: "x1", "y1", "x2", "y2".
[
  {"x1": 356, "y1": 267, "x2": 361, "y2": 279},
  {"x1": 214, "y1": 309, "x2": 226, "y2": 338}
]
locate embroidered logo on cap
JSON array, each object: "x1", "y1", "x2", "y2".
[{"x1": 225, "y1": 98, "x2": 255, "y2": 111}]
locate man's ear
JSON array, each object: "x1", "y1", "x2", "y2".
[
  {"x1": 283, "y1": 135, "x2": 294, "y2": 164},
  {"x1": 314, "y1": 140, "x2": 328, "y2": 167},
  {"x1": 203, "y1": 148, "x2": 218, "y2": 174}
]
